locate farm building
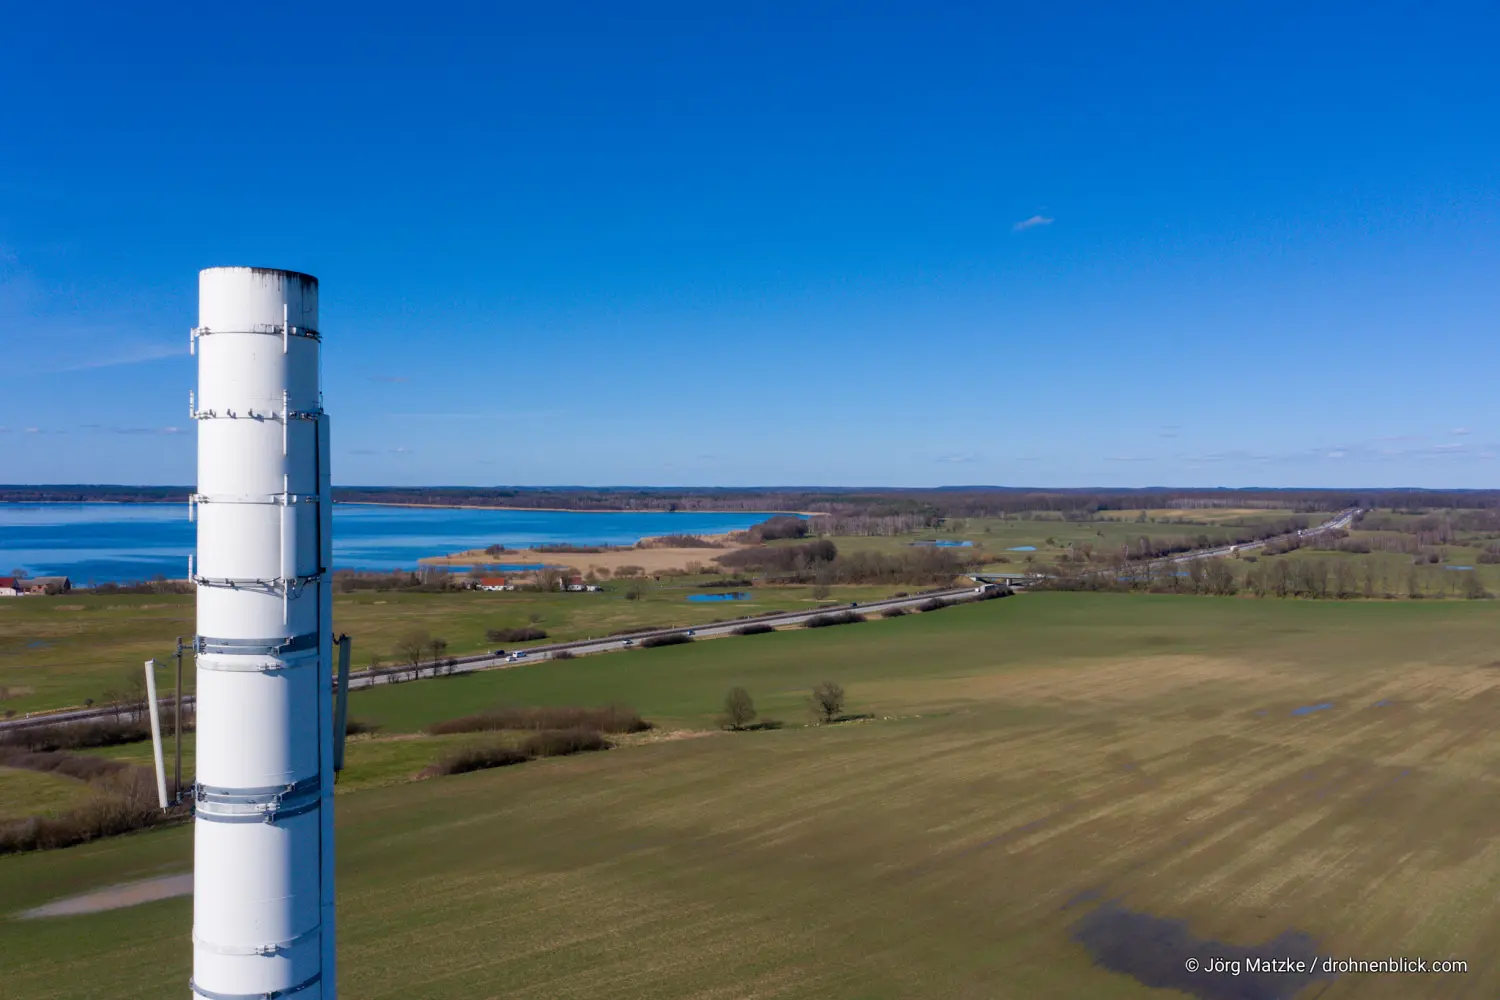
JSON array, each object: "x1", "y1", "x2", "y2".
[{"x1": 0, "y1": 576, "x2": 71, "y2": 596}]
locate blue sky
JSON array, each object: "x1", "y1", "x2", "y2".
[{"x1": 1, "y1": 2, "x2": 1496, "y2": 488}]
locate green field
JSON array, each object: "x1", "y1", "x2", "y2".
[
  {"x1": 0, "y1": 767, "x2": 96, "y2": 821},
  {"x1": 794, "y1": 510, "x2": 1333, "y2": 570},
  {"x1": 6, "y1": 592, "x2": 1500, "y2": 998},
  {"x1": 0, "y1": 583, "x2": 902, "y2": 715}
]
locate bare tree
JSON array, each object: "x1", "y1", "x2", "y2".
[
  {"x1": 123, "y1": 669, "x2": 148, "y2": 724},
  {"x1": 1462, "y1": 570, "x2": 1488, "y2": 600},
  {"x1": 1204, "y1": 558, "x2": 1235, "y2": 596},
  {"x1": 721, "y1": 687, "x2": 757, "y2": 730},
  {"x1": 396, "y1": 630, "x2": 430, "y2": 677},
  {"x1": 810, "y1": 681, "x2": 846, "y2": 724},
  {"x1": 429, "y1": 636, "x2": 449, "y2": 667},
  {"x1": 1334, "y1": 560, "x2": 1356, "y2": 599}
]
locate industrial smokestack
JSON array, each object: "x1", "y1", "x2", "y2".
[{"x1": 190, "y1": 267, "x2": 335, "y2": 999}]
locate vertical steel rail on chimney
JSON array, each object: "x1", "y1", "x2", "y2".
[{"x1": 190, "y1": 267, "x2": 335, "y2": 1000}]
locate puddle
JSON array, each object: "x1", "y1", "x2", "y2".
[
  {"x1": 1291, "y1": 703, "x2": 1334, "y2": 717},
  {"x1": 17, "y1": 873, "x2": 192, "y2": 918},
  {"x1": 1073, "y1": 900, "x2": 1332, "y2": 999},
  {"x1": 1007, "y1": 545, "x2": 1037, "y2": 552}
]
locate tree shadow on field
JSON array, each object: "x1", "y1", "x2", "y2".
[{"x1": 1072, "y1": 900, "x2": 1333, "y2": 1000}]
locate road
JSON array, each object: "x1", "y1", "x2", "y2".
[
  {"x1": 1, "y1": 509, "x2": 1363, "y2": 733},
  {"x1": 0, "y1": 585, "x2": 991, "y2": 732},
  {"x1": 1162, "y1": 507, "x2": 1360, "y2": 564}
]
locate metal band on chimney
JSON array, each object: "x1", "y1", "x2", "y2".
[
  {"x1": 190, "y1": 972, "x2": 322, "y2": 1000},
  {"x1": 196, "y1": 633, "x2": 320, "y2": 656}
]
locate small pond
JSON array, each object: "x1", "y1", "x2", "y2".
[
  {"x1": 1007, "y1": 545, "x2": 1037, "y2": 552},
  {"x1": 1445, "y1": 565, "x2": 1474, "y2": 571},
  {"x1": 687, "y1": 592, "x2": 751, "y2": 602},
  {"x1": 912, "y1": 540, "x2": 973, "y2": 548}
]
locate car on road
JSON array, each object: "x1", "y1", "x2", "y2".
[
  {"x1": 622, "y1": 638, "x2": 634, "y2": 647},
  {"x1": 491, "y1": 649, "x2": 506, "y2": 657},
  {"x1": 685, "y1": 629, "x2": 696, "y2": 637}
]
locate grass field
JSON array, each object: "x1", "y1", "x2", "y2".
[
  {"x1": 5, "y1": 592, "x2": 1500, "y2": 998},
  {"x1": 795, "y1": 510, "x2": 1333, "y2": 570},
  {"x1": 0, "y1": 583, "x2": 902, "y2": 715},
  {"x1": 0, "y1": 767, "x2": 96, "y2": 821}
]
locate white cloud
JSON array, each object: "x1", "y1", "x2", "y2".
[
  {"x1": 1452, "y1": 427, "x2": 1471, "y2": 436},
  {"x1": 935, "y1": 453, "x2": 979, "y2": 464},
  {"x1": 1012, "y1": 214, "x2": 1054, "y2": 232},
  {"x1": 51, "y1": 342, "x2": 182, "y2": 372}
]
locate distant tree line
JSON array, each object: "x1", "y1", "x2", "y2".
[
  {"x1": 13, "y1": 485, "x2": 1500, "y2": 520},
  {"x1": 716, "y1": 540, "x2": 974, "y2": 586},
  {"x1": 1041, "y1": 556, "x2": 1490, "y2": 600}
]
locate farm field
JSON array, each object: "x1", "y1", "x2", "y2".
[
  {"x1": 0, "y1": 583, "x2": 902, "y2": 715},
  {"x1": 0, "y1": 767, "x2": 96, "y2": 821},
  {"x1": 5, "y1": 593, "x2": 1500, "y2": 998},
  {"x1": 794, "y1": 510, "x2": 1333, "y2": 568}
]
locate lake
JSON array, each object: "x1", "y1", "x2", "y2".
[{"x1": 0, "y1": 503, "x2": 786, "y2": 584}]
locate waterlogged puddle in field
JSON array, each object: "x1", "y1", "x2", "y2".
[
  {"x1": 17, "y1": 873, "x2": 192, "y2": 918},
  {"x1": 1072, "y1": 900, "x2": 1332, "y2": 1000},
  {"x1": 1291, "y1": 702, "x2": 1334, "y2": 717},
  {"x1": 687, "y1": 592, "x2": 750, "y2": 602},
  {"x1": 1007, "y1": 545, "x2": 1037, "y2": 551}
]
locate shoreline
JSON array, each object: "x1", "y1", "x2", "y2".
[
  {"x1": 347, "y1": 501, "x2": 825, "y2": 516},
  {"x1": 420, "y1": 528, "x2": 744, "y2": 565}
]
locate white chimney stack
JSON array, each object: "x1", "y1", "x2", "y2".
[{"x1": 190, "y1": 267, "x2": 335, "y2": 1000}]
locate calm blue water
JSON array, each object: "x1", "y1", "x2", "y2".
[
  {"x1": 687, "y1": 592, "x2": 750, "y2": 602},
  {"x1": 0, "y1": 503, "x2": 785, "y2": 584},
  {"x1": 1291, "y1": 702, "x2": 1334, "y2": 717},
  {"x1": 1007, "y1": 545, "x2": 1037, "y2": 552},
  {"x1": 1445, "y1": 565, "x2": 1474, "y2": 571},
  {"x1": 912, "y1": 540, "x2": 973, "y2": 547}
]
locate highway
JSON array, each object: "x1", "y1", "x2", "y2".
[
  {"x1": 0, "y1": 585, "x2": 991, "y2": 732},
  {"x1": 1162, "y1": 507, "x2": 1360, "y2": 564},
  {"x1": 0, "y1": 509, "x2": 1362, "y2": 733}
]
